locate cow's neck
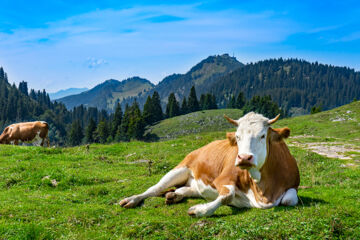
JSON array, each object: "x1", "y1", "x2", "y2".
[{"x1": 254, "y1": 140, "x2": 291, "y2": 202}]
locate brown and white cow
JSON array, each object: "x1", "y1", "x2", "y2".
[
  {"x1": 0, "y1": 121, "x2": 50, "y2": 147},
  {"x1": 120, "y1": 112, "x2": 300, "y2": 217}
]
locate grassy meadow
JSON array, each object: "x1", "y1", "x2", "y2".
[{"x1": 0, "y1": 103, "x2": 359, "y2": 239}]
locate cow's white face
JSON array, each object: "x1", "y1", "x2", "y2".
[{"x1": 225, "y1": 112, "x2": 280, "y2": 182}]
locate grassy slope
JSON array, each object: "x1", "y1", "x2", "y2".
[
  {"x1": 277, "y1": 101, "x2": 360, "y2": 143},
  {"x1": 146, "y1": 109, "x2": 243, "y2": 140},
  {"x1": 0, "y1": 103, "x2": 359, "y2": 239}
]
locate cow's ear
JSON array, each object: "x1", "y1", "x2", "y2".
[
  {"x1": 271, "y1": 127, "x2": 290, "y2": 141},
  {"x1": 226, "y1": 132, "x2": 237, "y2": 146}
]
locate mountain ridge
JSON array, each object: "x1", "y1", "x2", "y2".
[
  {"x1": 57, "y1": 77, "x2": 154, "y2": 110},
  {"x1": 49, "y1": 87, "x2": 88, "y2": 100}
]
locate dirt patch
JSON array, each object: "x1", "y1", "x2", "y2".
[{"x1": 289, "y1": 141, "x2": 360, "y2": 160}]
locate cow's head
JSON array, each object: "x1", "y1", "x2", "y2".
[{"x1": 225, "y1": 112, "x2": 289, "y2": 182}]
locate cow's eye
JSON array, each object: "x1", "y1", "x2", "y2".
[{"x1": 260, "y1": 135, "x2": 265, "y2": 139}]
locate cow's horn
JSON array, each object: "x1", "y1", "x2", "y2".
[
  {"x1": 224, "y1": 114, "x2": 238, "y2": 126},
  {"x1": 268, "y1": 114, "x2": 280, "y2": 124}
]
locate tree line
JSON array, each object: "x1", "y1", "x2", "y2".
[
  {"x1": 226, "y1": 92, "x2": 285, "y2": 118},
  {"x1": 68, "y1": 86, "x2": 218, "y2": 145}
]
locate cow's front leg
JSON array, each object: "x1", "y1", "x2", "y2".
[
  {"x1": 188, "y1": 184, "x2": 235, "y2": 217},
  {"x1": 165, "y1": 186, "x2": 200, "y2": 205},
  {"x1": 120, "y1": 167, "x2": 190, "y2": 208}
]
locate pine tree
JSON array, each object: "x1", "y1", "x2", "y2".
[
  {"x1": 116, "y1": 104, "x2": 130, "y2": 141},
  {"x1": 127, "y1": 101, "x2": 145, "y2": 140},
  {"x1": 151, "y1": 91, "x2": 163, "y2": 123},
  {"x1": 94, "y1": 120, "x2": 109, "y2": 143},
  {"x1": 210, "y1": 94, "x2": 217, "y2": 109},
  {"x1": 235, "y1": 92, "x2": 246, "y2": 109},
  {"x1": 69, "y1": 120, "x2": 84, "y2": 146},
  {"x1": 18, "y1": 81, "x2": 28, "y2": 95},
  {"x1": 227, "y1": 95, "x2": 236, "y2": 108},
  {"x1": 166, "y1": 93, "x2": 180, "y2": 118},
  {"x1": 199, "y1": 94, "x2": 206, "y2": 110},
  {"x1": 181, "y1": 97, "x2": 188, "y2": 114},
  {"x1": 85, "y1": 118, "x2": 96, "y2": 143},
  {"x1": 111, "y1": 102, "x2": 122, "y2": 137},
  {"x1": 143, "y1": 95, "x2": 154, "y2": 125},
  {"x1": 187, "y1": 86, "x2": 199, "y2": 112}
]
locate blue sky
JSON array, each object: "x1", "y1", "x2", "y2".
[{"x1": 0, "y1": 0, "x2": 359, "y2": 92}]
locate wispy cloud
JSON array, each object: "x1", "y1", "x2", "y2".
[{"x1": 86, "y1": 57, "x2": 108, "y2": 68}]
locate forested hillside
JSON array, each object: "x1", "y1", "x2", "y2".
[{"x1": 211, "y1": 58, "x2": 360, "y2": 113}]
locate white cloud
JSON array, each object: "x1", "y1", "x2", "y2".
[{"x1": 86, "y1": 57, "x2": 108, "y2": 68}]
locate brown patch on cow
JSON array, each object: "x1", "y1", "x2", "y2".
[
  {"x1": 270, "y1": 127, "x2": 290, "y2": 141},
  {"x1": 255, "y1": 127, "x2": 300, "y2": 203},
  {"x1": 226, "y1": 132, "x2": 237, "y2": 146}
]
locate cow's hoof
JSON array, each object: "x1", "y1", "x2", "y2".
[
  {"x1": 119, "y1": 195, "x2": 142, "y2": 208},
  {"x1": 165, "y1": 192, "x2": 183, "y2": 205},
  {"x1": 187, "y1": 204, "x2": 211, "y2": 217}
]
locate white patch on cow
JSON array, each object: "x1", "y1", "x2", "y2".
[
  {"x1": 231, "y1": 188, "x2": 285, "y2": 209},
  {"x1": 234, "y1": 112, "x2": 270, "y2": 180},
  {"x1": 22, "y1": 131, "x2": 42, "y2": 146},
  {"x1": 281, "y1": 188, "x2": 298, "y2": 206},
  {"x1": 188, "y1": 185, "x2": 236, "y2": 217},
  {"x1": 230, "y1": 189, "x2": 252, "y2": 208},
  {"x1": 193, "y1": 178, "x2": 218, "y2": 201}
]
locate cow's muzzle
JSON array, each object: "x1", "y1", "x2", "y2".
[{"x1": 235, "y1": 154, "x2": 255, "y2": 169}]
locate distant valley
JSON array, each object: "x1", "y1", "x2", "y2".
[{"x1": 49, "y1": 87, "x2": 88, "y2": 100}]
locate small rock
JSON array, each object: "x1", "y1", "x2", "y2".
[
  {"x1": 51, "y1": 179, "x2": 58, "y2": 187},
  {"x1": 42, "y1": 176, "x2": 50, "y2": 181},
  {"x1": 125, "y1": 153, "x2": 136, "y2": 158}
]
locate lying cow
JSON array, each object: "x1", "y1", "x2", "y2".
[
  {"x1": 120, "y1": 112, "x2": 300, "y2": 217},
  {"x1": 0, "y1": 121, "x2": 50, "y2": 147}
]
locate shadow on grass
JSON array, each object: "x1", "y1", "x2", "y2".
[
  {"x1": 297, "y1": 195, "x2": 327, "y2": 206},
  {"x1": 273, "y1": 195, "x2": 327, "y2": 212},
  {"x1": 143, "y1": 133, "x2": 160, "y2": 142}
]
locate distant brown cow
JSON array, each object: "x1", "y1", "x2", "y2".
[{"x1": 0, "y1": 121, "x2": 50, "y2": 147}]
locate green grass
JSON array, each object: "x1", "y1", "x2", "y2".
[
  {"x1": 0, "y1": 102, "x2": 359, "y2": 239},
  {"x1": 276, "y1": 101, "x2": 360, "y2": 145},
  {"x1": 145, "y1": 108, "x2": 242, "y2": 140}
]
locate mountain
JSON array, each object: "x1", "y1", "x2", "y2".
[
  {"x1": 210, "y1": 58, "x2": 360, "y2": 113},
  {"x1": 57, "y1": 54, "x2": 243, "y2": 111},
  {"x1": 49, "y1": 88, "x2": 88, "y2": 100},
  {"x1": 57, "y1": 77, "x2": 154, "y2": 110},
  {"x1": 135, "y1": 54, "x2": 243, "y2": 108}
]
